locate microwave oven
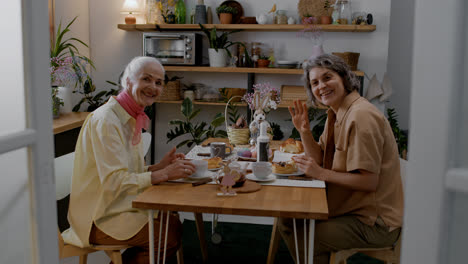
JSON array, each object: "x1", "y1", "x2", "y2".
[{"x1": 143, "y1": 33, "x2": 203, "y2": 65}]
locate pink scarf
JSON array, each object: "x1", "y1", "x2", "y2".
[{"x1": 115, "y1": 90, "x2": 150, "y2": 145}]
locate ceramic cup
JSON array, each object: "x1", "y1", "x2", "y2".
[
  {"x1": 191, "y1": 160, "x2": 208, "y2": 178},
  {"x1": 210, "y1": 142, "x2": 232, "y2": 159},
  {"x1": 252, "y1": 162, "x2": 272, "y2": 179}
]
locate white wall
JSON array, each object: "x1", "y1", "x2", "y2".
[
  {"x1": 58, "y1": 0, "x2": 392, "y2": 161},
  {"x1": 0, "y1": 1, "x2": 32, "y2": 263},
  {"x1": 387, "y1": 0, "x2": 414, "y2": 130}
]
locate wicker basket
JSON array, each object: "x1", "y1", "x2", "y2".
[
  {"x1": 332, "y1": 52, "x2": 360, "y2": 71},
  {"x1": 225, "y1": 96, "x2": 250, "y2": 145},
  {"x1": 159, "y1": 80, "x2": 181, "y2": 101}
]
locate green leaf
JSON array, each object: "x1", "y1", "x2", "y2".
[
  {"x1": 169, "y1": 119, "x2": 184, "y2": 125},
  {"x1": 188, "y1": 108, "x2": 201, "y2": 120},
  {"x1": 211, "y1": 114, "x2": 225, "y2": 127},
  {"x1": 93, "y1": 91, "x2": 107, "y2": 100},
  {"x1": 181, "y1": 98, "x2": 193, "y2": 117}
]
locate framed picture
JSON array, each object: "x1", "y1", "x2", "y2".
[{"x1": 49, "y1": 0, "x2": 54, "y2": 48}]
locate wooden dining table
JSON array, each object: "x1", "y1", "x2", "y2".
[{"x1": 132, "y1": 179, "x2": 328, "y2": 264}]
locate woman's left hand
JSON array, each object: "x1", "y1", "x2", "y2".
[
  {"x1": 292, "y1": 155, "x2": 326, "y2": 181},
  {"x1": 153, "y1": 147, "x2": 185, "y2": 171}
]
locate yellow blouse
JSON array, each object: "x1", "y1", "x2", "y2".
[{"x1": 62, "y1": 97, "x2": 152, "y2": 247}]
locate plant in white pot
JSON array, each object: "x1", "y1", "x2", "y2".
[
  {"x1": 199, "y1": 24, "x2": 251, "y2": 67},
  {"x1": 50, "y1": 16, "x2": 94, "y2": 116}
]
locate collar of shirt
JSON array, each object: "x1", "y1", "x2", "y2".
[
  {"x1": 108, "y1": 96, "x2": 134, "y2": 125},
  {"x1": 333, "y1": 91, "x2": 361, "y2": 125}
]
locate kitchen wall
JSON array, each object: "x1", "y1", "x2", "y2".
[
  {"x1": 56, "y1": 0, "x2": 394, "y2": 161},
  {"x1": 387, "y1": 0, "x2": 414, "y2": 130}
]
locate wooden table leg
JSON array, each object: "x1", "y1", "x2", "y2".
[
  {"x1": 266, "y1": 218, "x2": 280, "y2": 264},
  {"x1": 194, "y1": 213, "x2": 208, "y2": 262}
]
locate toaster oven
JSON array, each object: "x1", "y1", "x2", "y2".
[{"x1": 143, "y1": 33, "x2": 203, "y2": 65}]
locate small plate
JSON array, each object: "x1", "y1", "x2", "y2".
[
  {"x1": 273, "y1": 171, "x2": 305, "y2": 177},
  {"x1": 246, "y1": 173, "x2": 276, "y2": 182}
]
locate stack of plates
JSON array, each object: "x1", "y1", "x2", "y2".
[{"x1": 277, "y1": 60, "x2": 299, "y2": 69}]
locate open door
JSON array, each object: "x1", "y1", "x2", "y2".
[
  {"x1": 0, "y1": 0, "x2": 59, "y2": 263},
  {"x1": 400, "y1": 0, "x2": 468, "y2": 263}
]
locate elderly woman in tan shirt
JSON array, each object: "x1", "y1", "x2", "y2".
[
  {"x1": 279, "y1": 54, "x2": 403, "y2": 264},
  {"x1": 62, "y1": 56, "x2": 196, "y2": 263}
]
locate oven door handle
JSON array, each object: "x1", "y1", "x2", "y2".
[{"x1": 145, "y1": 35, "x2": 184, "y2": 40}]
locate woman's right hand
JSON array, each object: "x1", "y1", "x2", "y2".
[
  {"x1": 288, "y1": 100, "x2": 311, "y2": 134},
  {"x1": 151, "y1": 159, "x2": 196, "y2": 184},
  {"x1": 163, "y1": 159, "x2": 196, "y2": 181}
]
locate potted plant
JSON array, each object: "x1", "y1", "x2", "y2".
[
  {"x1": 167, "y1": 98, "x2": 227, "y2": 148},
  {"x1": 301, "y1": 14, "x2": 317, "y2": 25},
  {"x1": 72, "y1": 78, "x2": 119, "y2": 112},
  {"x1": 199, "y1": 24, "x2": 249, "y2": 67},
  {"x1": 50, "y1": 16, "x2": 94, "y2": 115},
  {"x1": 216, "y1": 5, "x2": 238, "y2": 24},
  {"x1": 321, "y1": 0, "x2": 333, "y2": 24},
  {"x1": 257, "y1": 55, "x2": 270, "y2": 68}
]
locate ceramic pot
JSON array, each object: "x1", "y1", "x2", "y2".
[
  {"x1": 57, "y1": 86, "x2": 73, "y2": 114},
  {"x1": 308, "y1": 45, "x2": 324, "y2": 60},
  {"x1": 208, "y1": 48, "x2": 228, "y2": 67},
  {"x1": 219, "y1": 13, "x2": 233, "y2": 24},
  {"x1": 257, "y1": 59, "x2": 270, "y2": 68},
  {"x1": 320, "y1": 16, "x2": 332, "y2": 24}
]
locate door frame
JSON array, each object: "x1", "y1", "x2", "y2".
[{"x1": 0, "y1": 0, "x2": 59, "y2": 263}]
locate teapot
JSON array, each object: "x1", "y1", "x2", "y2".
[{"x1": 256, "y1": 13, "x2": 268, "y2": 24}]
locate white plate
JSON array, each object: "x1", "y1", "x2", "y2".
[
  {"x1": 208, "y1": 167, "x2": 221, "y2": 171},
  {"x1": 246, "y1": 173, "x2": 276, "y2": 182},
  {"x1": 273, "y1": 171, "x2": 305, "y2": 177}
]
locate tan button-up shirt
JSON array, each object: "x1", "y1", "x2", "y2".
[
  {"x1": 319, "y1": 91, "x2": 403, "y2": 229},
  {"x1": 62, "y1": 97, "x2": 152, "y2": 247}
]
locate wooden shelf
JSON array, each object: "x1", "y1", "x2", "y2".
[
  {"x1": 164, "y1": 66, "x2": 364, "y2": 77},
  {"x1": 53, "y1": 112, "x2": 90, "y2": 135},
  {"x1": 118, "y1": 24, "x2": 376, "y2": 32},
  {"x1": 156, "y1": 100, "x2": 297, "y2": 108}
]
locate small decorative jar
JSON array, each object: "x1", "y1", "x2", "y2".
[
  {"x1": 275, "y1": 10, "x2": 288, "y2": 24},
  {"x1": 184, "y1": 90, "x2": 195, "y2": 101}
]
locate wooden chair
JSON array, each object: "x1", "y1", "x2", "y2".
[
  {"x1": 54, "y1": 133, "x2": 186, "y2": 264},
  {"x1": 266, "y1": 159, "x2": 407, "y2": 264},
  {"x1": 329, "y1": 159, "x2": 406, "y2": 264}
]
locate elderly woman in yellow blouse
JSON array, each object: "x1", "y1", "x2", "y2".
[
  {"x1": 279, "y1": 54, "x2": 404, "y2": 264},
  {"x1": 62, "y1": 56, "x2": 195, "y2": 263}
]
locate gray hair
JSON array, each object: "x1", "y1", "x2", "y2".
[
  {"x1": 302, "y1": 54, "x2": 360, "y2": 107},
  {"x1": 121, "y1": 56, "x2": 165, "y2": 92}
]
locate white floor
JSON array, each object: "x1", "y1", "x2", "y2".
[{"x1": 59, "y1": 213, "x2": 274, "y2": 264}]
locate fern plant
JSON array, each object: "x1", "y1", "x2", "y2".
[
  {"x1": 219, "y1": 88, "x2": 241, "y2": 124},
  {"x1": 387, "y1": 108, "x2": 408, "y2": 159}
]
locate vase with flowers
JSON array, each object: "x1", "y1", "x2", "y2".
[
  {"x1": 297, "y1": 23, "x2": 324, "y2": 60},
  {"x1": 50, "y1": 16, "x2": 94, "y2": 116}
]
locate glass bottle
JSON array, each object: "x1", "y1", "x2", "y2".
[
  {"x1": 251, "y1": 42, "x2": 263, "y2": 68},
  {"x1": 336, "y1": 0, "x2": 352, "y2": 25},
  {"x1": 237, "y1": 43, "x2": 245, "y2": 67},
  {"x1": 190, "y1": 8, "x2": 195, "y2": 24},
  {"x1": 174, "y1": 0, "x2": 186, "y2": 24}
]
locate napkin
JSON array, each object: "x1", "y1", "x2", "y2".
[
  {"x1": 365, "y1": 74, "x2": 383, "y2": 101},
  {"x1": 379, "y1": 73, "x2": 393, "y2": 102}
]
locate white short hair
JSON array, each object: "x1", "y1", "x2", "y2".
[{"x1": 121, "y1": 56, "x2": 165, "y2": 92}]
